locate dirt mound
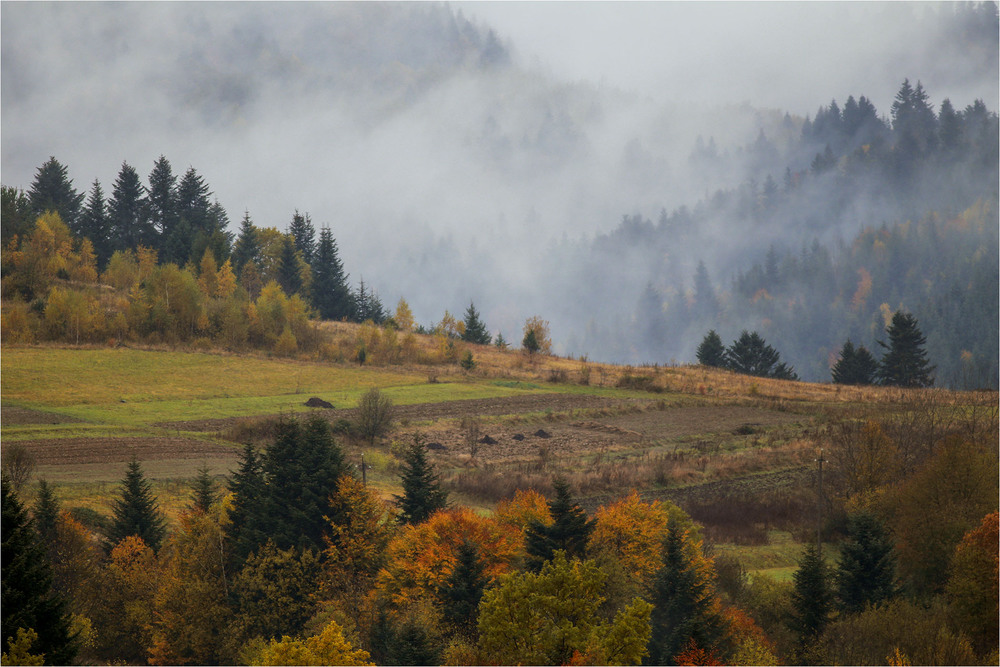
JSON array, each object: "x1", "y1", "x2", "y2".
[
  {"x1": 512, "y1": 433, "x2": 525, "y2": 441},
  {"x1": 533, "y1": 429, "x2": 552, "y2": 438},
  {"x1": 304, "y1": 397, "x2": 334, "y2": 408},
  {"x1": 427, "y1": 442, "x2": 447, "y2": 451},
  {"x1": 479, "y1": 435, "x2": 498, "y2": 445}
]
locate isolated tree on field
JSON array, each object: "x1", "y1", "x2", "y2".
[
  {"x1": 726, "y1": 330, "x2": 797, "y2": 380},
  {"x1": 28, "y1": 156, "x2": 83, "y2": 230},
  {"x1": 695, "y1": 329, "x2": 726, "y2": 367},
  {"x1": 461, "y1": 301, "x2": 491, "y2": 345},
  {"x1": 396, "y1": 435, "x2": 449, "y2": 525},
  {"x1": 106, "y1": 457, "x2": 167, "y2": 553},
  {"x1": 835, "y1": 512, "x2": 897, "y2": 613},
  {"x1": 525, "y1": 477, "x2": 594, "y2": 570},
  {"x1": 394, "y1": 298, "x2": 415, "y2": 332},
  {"x1": 1, "y1": 478, "x2": 78, "y2": 665},
  {"x1": 522, "y1": 316, "x2": 551, "y2": 355},
  {"x1": 877, "y1": 311, "x2": 934, "y2": 387},
  {"x1": 788, "y1": 542, "x2": 831, "y2": 662},
  {"x1": 354, "y1": 387, "x2": 395, "y2": 446},
  {"x1": 831, "y1": 339, "x2": 878, "y2": 385},
  {"x1": 1, "y1": 442, "x2": 36, "y2": 496}
]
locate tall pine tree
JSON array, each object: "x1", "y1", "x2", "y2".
[
  {"x1": 2, "y1": 478, "x2": 78, "y2": 665},
  {"x1": 106, "y1": 457, "x2": 167, "y2": 553},
  {"x1": 524, "y1": 477, "x2": 594, "y2": 571},
  {"x1": 310, "y1": 227, "x2": 354, "y2": 320},
  {"x1": 831, "y1": 339, "x2": 878, "y2": 385},
  {"x1": 146, "y1": 155, "x2": 178, "y2": 253},
  {"x1": 835, "y1": 512, "x2": 897, "y2": 613},
  {"x1": 461, "y1": 301, "x2": 491, "y2": 345},
  {"x1": 230, "y1": 212, "x2": 261, "y2": 277},
  {"x1": 395, "y1": 436, "x2": 449, "y2": 525},
  {"x1": 877, "y1": 311, "x2": 934, "y2": 387},
  {"x1": 109, "y1": 161, "x2": 153, "y2": 252},
  {"x1": 27, "y1": 156, "x2": 83, "y2": 231},
  {"x1": 277, "y1": 234, "x2": 304, "y2": 296},
  {"x1": 78, "y1": 179, "x2": 112, "y2": 268},
  {"x1": 288, "y1": 211, "x2": 316, "y2": 266},
  {"x1": 696, "y1": 330, "x2": 726, "y2": 367},
  {"x1": 224, "y1": 443, "x2": 266, "y2": 568},
  {"x1": 788, "y1": 542, "x2": 831, "y2": 663}
]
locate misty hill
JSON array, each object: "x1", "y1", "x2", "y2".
[{"x1": 2, "y1": 2, "x2": 997, "y2": 388}]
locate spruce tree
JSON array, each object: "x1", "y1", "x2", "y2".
[
  {"x1": 277, "y1": 234, "x2": 304, "y2": 296},
  {"x1": 310, "y1": 227, "x2": 354, "y2": 320},
  {"x1": 106, "y1": 457, "x2": 167, "y2": 553},
  {"x1": 230, "y1": 212, "x2": 261, "y2": 276},
  {"x1": 438, "y1": 539, "x2": 488, "y2": 638},
  {"x1": 33, "y1": 479, "x2": 60, "y2": 543},
  {"x1": 835, "y1": 512, "x2": 897, "y2": 614},
  {"x1": 877, "y1": 311, "x2": 934, "y2": 387},
  {"x1": 146, "y1": 155, "x2": 178, "y2": 250},
  {"x1": 109, "y1": 161, "x2": 153, "y2": 252},
  {"x1": 2, "y1": 185, "x2": 33, "y2": 241},
  {"x1": 646, "y1": 517, "x2": 729, "y2": 665},
  {"x1": 27, "y1": 156, "x2": 83, "y2": 230},
  {"x1": 225, "y1": 443, "x2": 266, "y2": 568},
  {"x1": 79, "y1": 180, "x2": 112, "y2": 268},
  {"x1": 169, "y1": 167, "x2": 212, "y2": 265},
  {"x1": 831, "y1": 339, "x2": 878, "y2": 385},
  {"x1": 2, "y1": 478, "x2": 78, "y2": 665},
  {"x1": 395, "y1": 436, "x2": 449, "y2": 525},
  {"x1": 788, "y1": 542, "x2": 831, "y2": 663},
  {"x1": 725, "y1": 330, "x2": 797, "y2": 380},
  {"x1": 261, "y1": 417, "x2": 349, "y2": 552},
  {"x1": 190, "y1": 464, "x2": 217, "y2": 513},
  {"x1": 461, "y1": 301, "x2": 491, "y2": 345},
  {"x1": 524, "y1": 477, "x2": 594, "y2": 570},
  {"x1": 695, "y1": 330, "x2": 726, "y2": 367},
  {"x1": 288, "y1": 210, "x2": 316, "y2": 266}
]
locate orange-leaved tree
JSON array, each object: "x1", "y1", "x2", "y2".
[{"x1": 374, "y1": 507, "x2": 521, "y2": 609}]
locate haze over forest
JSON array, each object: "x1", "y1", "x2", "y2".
[{"x1": 3, "y1": 1, "x2": 998, "y2": 386}]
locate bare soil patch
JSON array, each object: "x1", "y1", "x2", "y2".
[
  {"x1": 2, "y1": 405, "x2": 83, "y2": 425},
  {"x1": 18, "y1": 436, "x2": 237, "y2": 467},
  {"x1": 159, "y1": 393, "x2": 646, "y2": 432},
  {"x1": 418, "y1": 404, "x2": 807, "y2": 464}
]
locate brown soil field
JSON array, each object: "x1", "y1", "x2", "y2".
[
  {"x1": 20, "y1": 436, "x2": 237, "y2": 467},
  {"x1": 2, "y1": 405, "x2": 83, "y2": 425}
]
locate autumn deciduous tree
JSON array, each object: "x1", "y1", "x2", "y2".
[
  {"x1": 522, "y1": 315, "x2": 552, "y2": 355},
  {"x1": 245, "y1": 619, "x2": 373, "y2": 666},
  {"x1": 322, "y1": 475, "x2": 397, "y2": 602},
  {"x1": 945, "y1": 511, "x2": 999, "y2": 654},
  {"x1": 149, "y1": 511, "x2": 231, "y2": 665},
  {"x1": 477, "y1": 551, "x2": 652, "y2": 666},
  {"x1": 494, "y1": 488, "x2": 553, "y2": 534},
  {"x1": 354, "y1": 387, "x2": 395, "y2": 446},
  {"x1": 92, "y1": 536, "x2": 158, "y2": 663},
  {"x1": 229, "y1": 540, "x2": 321, "y2": 646},
  {"x1": 375, "y1": 507, "x2": 521, "y2": 610}
]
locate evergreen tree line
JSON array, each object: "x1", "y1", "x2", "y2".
[{"x1": 695, "y1": 329, "x2": 797, "y2": 380}]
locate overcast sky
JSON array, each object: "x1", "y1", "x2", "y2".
[{"x1": 459, "y1": 1, "x2": 996, "y2": 115}]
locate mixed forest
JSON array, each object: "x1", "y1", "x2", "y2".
[{"x1": 2, "y1": 2, "x2": 999, "y2": 666}]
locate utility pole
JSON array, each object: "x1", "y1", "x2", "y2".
[
  {"x1": 361, "y1": 452, "x2": 367, "y2": 486},
  {"x1": 815, "y1": 447, "x2": 826, "y2": 556}
]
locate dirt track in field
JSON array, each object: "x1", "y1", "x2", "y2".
[{"x1": 2, "y1": 405, "x2": 82, "y2": 425}]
